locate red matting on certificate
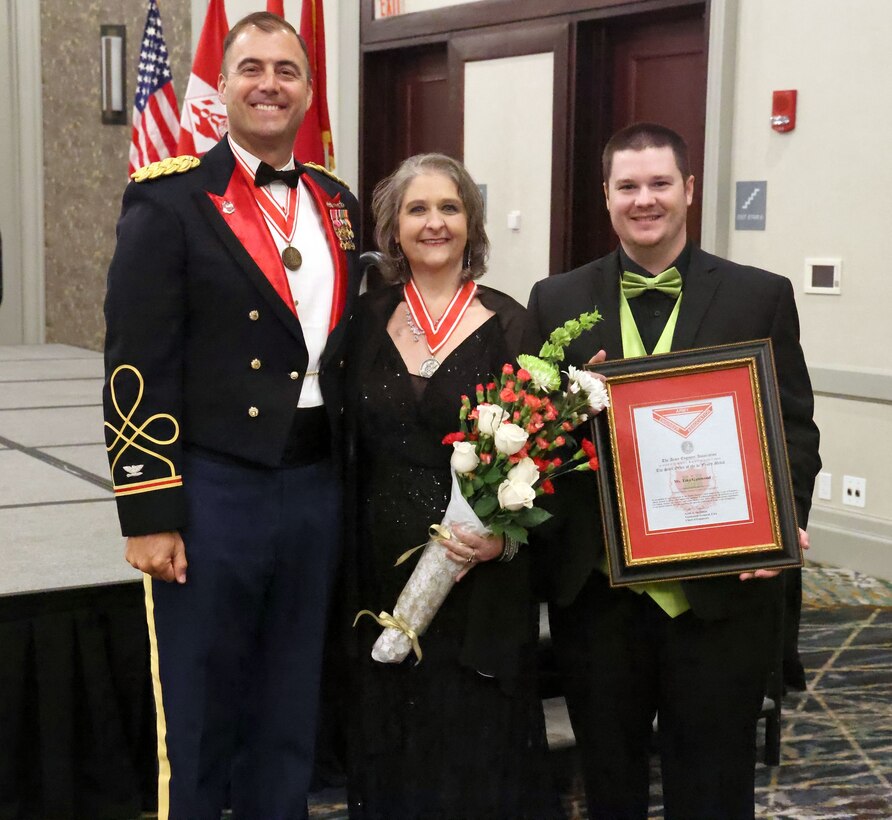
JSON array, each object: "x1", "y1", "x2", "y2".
[{"x1": 611, "y1": 363, "x2": 777, "y2": 564}]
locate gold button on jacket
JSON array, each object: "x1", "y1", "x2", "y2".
[{"x1": 248, "y1": 406, "x2": 259, "y2": 418}]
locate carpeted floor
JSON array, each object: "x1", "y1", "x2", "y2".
[
  {"x1": 751, "y1": 563, "x2": 892, "y2": 819},
  {"x1": 308, "y1": 561, "x2": 892, "y2": 819}
]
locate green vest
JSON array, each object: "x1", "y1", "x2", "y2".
[{"x1": 598, "y1": 284, "x2": 690, "y2": 618}]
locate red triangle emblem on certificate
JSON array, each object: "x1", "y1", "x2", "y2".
[{"x1": 651, "y1": 403, "x2": 714, "y2": 438}]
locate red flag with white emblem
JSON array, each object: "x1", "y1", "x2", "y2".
[
  {"x1": 294, "y1": 0, "x2": 335, "y2": 170},
  {"x1": 175, "y1": 0, "x2": 229, "y2": 156}
]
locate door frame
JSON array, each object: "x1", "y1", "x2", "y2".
[
  {"x1": 0, "y1": 0, "x2": 45, "y2": 344},
  {"x1": 360, "y1": 0, "x2": 705, "y2": 44}
]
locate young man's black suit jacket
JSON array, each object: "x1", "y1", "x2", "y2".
[
  {"x1": 104, "y1": 138, "x2": 362, "y2": 536},
  {"x1": 525, "y1": 245, "x2": 821, "y2": 618}
]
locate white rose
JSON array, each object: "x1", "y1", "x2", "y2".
[
  {"x1": 476, "y1": 403, "x2": 509, "y2": 436},
  {"x1": 508, "y1": 457, "x2": 539, "y2": 486},
  {"x1": 494, "y1": 423, "x2": 528, "y2": 455},
  {"x1": 450, "y1": 441, "x2": 480, "y2": 474},
  {"x1": 567, "y1": 365, "x2": 610, "y2": 412},
  {"x1": 497, "y1": 478, "x2": 537, "y2": 511}
]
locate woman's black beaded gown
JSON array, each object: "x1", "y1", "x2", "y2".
[{"x1": 347, "y1": 314, "x2": 562, "y2": 820}]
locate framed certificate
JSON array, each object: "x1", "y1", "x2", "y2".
[{"x1": 590, "y1": 340, "x2": 801, "y2": 586}]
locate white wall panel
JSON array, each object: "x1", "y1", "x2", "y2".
[{"x1": 463, "y1": 52, "x2": 553, "y2": 307}]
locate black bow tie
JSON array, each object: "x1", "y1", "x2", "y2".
[{"x1": 254, "y1": 161, "x2": 304, "y2": 188}]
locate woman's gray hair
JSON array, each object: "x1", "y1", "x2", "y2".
[{"x1": 371, "y1": 153, "x2": 490, "y2": 283}]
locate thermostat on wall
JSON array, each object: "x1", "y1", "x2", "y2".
[{"x1": 804, "y1": 257, "x2": 841, "y2": 295}]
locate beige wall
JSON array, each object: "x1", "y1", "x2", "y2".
[
  {"x1": 41, "y1": 0, "x2": 192, "y2": 350},
  {"x1": 722, "y1": 0, "x2": 892, "y2": 577}
]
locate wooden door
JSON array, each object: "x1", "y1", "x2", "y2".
[
  {"x1": 571, "y1": 8, "x2": 708, "y2": 266},
  {"x1": 611, "y1": 14, "x2": 708, "y2": 246},
  {"x1": 360, "y1": 45, "x2": 455, "y2": 253}
]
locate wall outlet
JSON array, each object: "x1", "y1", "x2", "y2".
[
  {"x1": 817, "y1": 472, "x2": 832, "y2": 501},
  {"x1": 842, "y1": 475, "x2": 866, "y2": 508}
]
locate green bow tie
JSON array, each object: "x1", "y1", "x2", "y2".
[{"x1": 621, "y1": 267, "x2": 682, "y2": 299}]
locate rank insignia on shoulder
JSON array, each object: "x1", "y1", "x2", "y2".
[
  {"x1": 304, "y1": 162, "x2": 350, "y2": 190},
  {"x1": 131, "y1": 155, "x2": 201, "y2": 183}
]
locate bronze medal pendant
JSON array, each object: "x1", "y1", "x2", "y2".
[{"x1": 282, "y1": 245, "x2": 302, "y2": 271}]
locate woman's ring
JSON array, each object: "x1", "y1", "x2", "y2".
[{"x1": 466, "y1": 555, "x2": 474, "y2": 564}]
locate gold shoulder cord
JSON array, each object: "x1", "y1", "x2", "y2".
[
  {"x1": 131, "y1": 155, "x2": 201, "y2": 183},
  {"x1": 304, "y1": 162, "x2": 350, "y2": 190}
]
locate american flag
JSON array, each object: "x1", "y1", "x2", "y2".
[{"x1": 129, "y1": 0, "x2": 180, "y2": 175}]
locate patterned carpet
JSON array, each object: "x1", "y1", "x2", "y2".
[
  {"x1": 307, "y1": 561, "x2": 892, "y2": 819},
  {"x1": 751, "y1": 563, "x2": 892, "y2": 820}
]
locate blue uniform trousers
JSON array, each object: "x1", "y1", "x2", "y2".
[{"x1": 145, "y1": 451, "x2": 341, "y2": 820}]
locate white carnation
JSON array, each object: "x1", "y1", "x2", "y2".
[{"x1": 566, "y1": 365, "x2": 610, "y2": 412}]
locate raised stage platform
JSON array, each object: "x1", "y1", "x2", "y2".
[{"x1": 0, "y1": 344, "x2": 153, "y2": 819}]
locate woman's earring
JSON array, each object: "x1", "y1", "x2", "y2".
[{"x1": 464, "y1": 245, "x2": 472, "y2": 271}]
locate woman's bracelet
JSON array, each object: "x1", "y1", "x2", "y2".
[{"x1": 498, "y1": 534, "x2": 520, "y2": 562}]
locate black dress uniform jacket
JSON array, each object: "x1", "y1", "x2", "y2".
[{"x1": 104, "y1": 138, "x2": 361, "y2": 536}]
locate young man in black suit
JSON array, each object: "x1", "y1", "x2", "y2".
[
  {"x1": 103, "y1": 12, "x2": 360, "y2": 819},
  {"x1": 525, "y1": 123, "x2": 820, "y2": 819}
]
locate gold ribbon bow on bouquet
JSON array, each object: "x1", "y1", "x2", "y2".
[{"x1": 353, "y1": 609, "x2": 423, "y2": 662}]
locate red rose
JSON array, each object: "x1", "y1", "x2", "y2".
[
  {"x1": 500, "y1": 386, "x2": 518, "y2": 403},
  {"x1": 442, "y1": 431, "x2": 466, "y2": 445},
  {"x1": 517, "y1": 369, "x2": 531, "y2": 382},
  {"x1": 502, "y1": 363, "x2": 515, "y2": 375}
]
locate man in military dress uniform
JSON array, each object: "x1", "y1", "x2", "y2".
[{"x1": 103, "y1": 13, "x2": 360, "y2": 819}]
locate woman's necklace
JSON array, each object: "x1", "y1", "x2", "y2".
[
  {"x1": 405, "y1": 307, "x2": 425, "y2": 343},
  {"x1": 403, "y1": 278, "x2": 478, "y2": 378}
]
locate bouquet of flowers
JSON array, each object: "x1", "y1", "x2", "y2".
[{"x1": 356, "y1": 312, "x2": 609, "y2": 664}]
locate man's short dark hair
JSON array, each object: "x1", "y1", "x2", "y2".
[
  {"x1": 221, "y1": 12, "x2": 311, "y2": 81},
  {"x1": 602, "y1": 122, "x2": 690, "y2": 182}
]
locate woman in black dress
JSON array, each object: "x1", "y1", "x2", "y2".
[{"x1": 344, "y1": 154, "x2": 561, "y2": 820}]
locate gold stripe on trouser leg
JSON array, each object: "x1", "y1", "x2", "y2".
[{"x1": 143, "y1": 574, "x2": 171, "y2": 820}]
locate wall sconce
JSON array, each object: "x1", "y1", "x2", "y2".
[{"x1": 100, "y1": 24, "x2": 127, "y2": 125}]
